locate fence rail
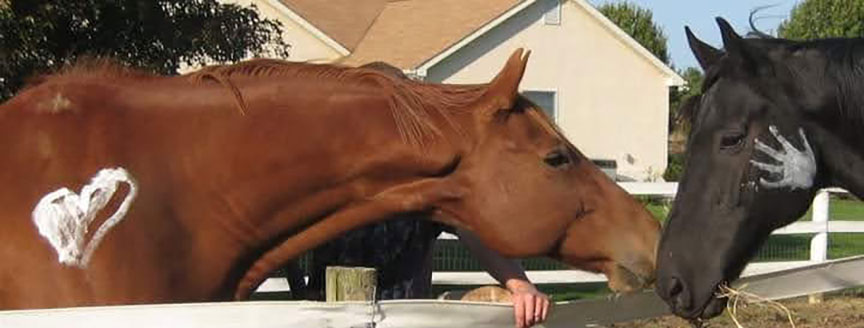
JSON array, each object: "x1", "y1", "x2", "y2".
[
  {"x1": 618, "y1": 183, "x2": 861, "y2": 265},
  {"x1": 257, "y1": 183, "x2": 864, "y2": 292},
  {"x1": 10, "y1": 256, "x2": 864, "y2": 328}
]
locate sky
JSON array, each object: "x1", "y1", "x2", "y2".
[{"x1": 589, "y1": 0, "x2": 801, "y2": 70}]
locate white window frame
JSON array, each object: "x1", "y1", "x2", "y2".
[
  {"x1": 544, "y1": 0, "x2": 561, "y2": 26},
  {"x1": 522, "y1": 89, "x2": 559, "y2": 123}
]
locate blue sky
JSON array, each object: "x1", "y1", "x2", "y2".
[{"x1": 588, "y1": 0, "x2": 801, "y2": 70}]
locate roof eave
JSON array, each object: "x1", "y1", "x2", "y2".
[
  {"x1": 569, "y1": 0, "x2": 683, "y2": 86},
  {"x1": 414, "y1": 0, "x2": 539, "y2": 73},
  {"x1": 414, "y1": 0, "x2": 684, "y2": 86}
]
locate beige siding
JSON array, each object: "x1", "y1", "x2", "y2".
[
  {"x1": 221, "y1": 0, "x2": 344, "y2": 63},
  {"x1": 427, "y1": 0, "x2": 670, "y2": 181}
]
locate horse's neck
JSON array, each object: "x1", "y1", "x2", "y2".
[
  {"x1": 808, "y1": 120, "x2": 864, "y2": 198},
  {"x1": 179, "y1": 83, "x2": 464, "y2": 239}
]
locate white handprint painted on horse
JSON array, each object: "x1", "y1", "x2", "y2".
[{"x1": 751, "y1": 126, "x2": 816, "y2": 190}]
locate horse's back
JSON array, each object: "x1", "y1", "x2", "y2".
[{"x1": 0, "y1": 77, "x2": 187, "y2": 309}]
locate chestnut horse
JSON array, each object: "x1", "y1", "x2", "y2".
[{"x1": 0, "y1": 49, "x2": 659, "y2": 309}]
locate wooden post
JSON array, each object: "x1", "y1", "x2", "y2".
[
  {"x1": 325, "y1": 266, "x2": 377, "y2": 302},
  {"x1": 809, "y1": 189, "x2": 830, "y2": 304}
]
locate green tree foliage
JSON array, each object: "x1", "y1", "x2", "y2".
[
  {"x1": 598, "y1": 1, "x2": 669, "y2": 64},
  {"x1": 663, "y1": 68, "x2": 703, "y2": 181},
  {"x1": 778, "y1": 0, "x2": 864, "y2": 39},
  {"x1": 669, "y1": 67, "x2": 703, "y2": 128},
  {"x1": 662, "y1": 153, "x2": 685, "y2": 182},
  {"x1": 0, "y1": 0, "x2": 290, "y2": 100}
]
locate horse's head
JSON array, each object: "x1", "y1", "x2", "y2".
[
  {"x1": 656, "y1": 19, "x2": 826, "y2": 319},
  {"x1": 437, "y1": 50, "x2": 661, "y2": 293}
]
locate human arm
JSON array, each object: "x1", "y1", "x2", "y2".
[{"x1": 455, "y1": 228, "x2": 550, "y2": 328}]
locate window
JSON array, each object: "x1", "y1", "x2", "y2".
[
  {"x1": 544, "y1": 0, "x2": 561, "y2": 25},
  {"x1": 523, "y1": 90, "x2": 557, "y2": 121}
]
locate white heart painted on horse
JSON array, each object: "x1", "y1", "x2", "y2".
[{"x1": 32, "y1": 168, "x2": 138, "y2": 268}]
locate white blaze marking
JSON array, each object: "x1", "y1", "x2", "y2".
[
  {"x1": 32, "y1": 168, "x2": 138, "y2": 268},
  {"x1": 750, "y1": 126, "x2": 817, "y2": 190}
]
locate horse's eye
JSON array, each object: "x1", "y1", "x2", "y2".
[
  {"x1": 544, "y1": 150, "x2": 570, "y2": 168},
  {"x1": 720, "y1": 133, "x2": 745, "y2": 149}
]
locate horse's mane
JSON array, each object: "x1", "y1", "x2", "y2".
[
  {"x1": 23, "y1": 57, "x2": 157, "y2": 88},
  {"x1": 182, "y1": 58, "x2": 488, "y2": 147},
  {"x1": 26, "y1": 58, "x2": 490, "y2": 148}
]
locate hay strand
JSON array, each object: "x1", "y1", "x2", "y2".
[{"x1": 716, "y1": 284, "x2": 796, "y2": 328}]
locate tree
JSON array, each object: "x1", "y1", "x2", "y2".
[
  {"x1": 669, "y1": 67, "x2": 703, "y2": 127},
  {"x1": 664, "y1": 67, "x2": 703, "y2": 181},
  {"x1": 778, "y1": 0, "x2": 864, "y2": 39},
  {"x1": 598, "y1": 1, "x2": 669, "y2": 64},
  {"x1": 0, "y1": 0, "x2": 290, "y2": 101}
]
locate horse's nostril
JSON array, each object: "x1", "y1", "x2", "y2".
[
  {"x1": 668, "y1": 277, "x2": 683, "y2": 296},
  {"x1": 666, "y1": 277, "x2": 693, "y2": 312}
]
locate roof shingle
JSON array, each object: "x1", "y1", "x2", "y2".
[
  {"x1": 279, "y1": 0, "x2": 388, "y2": 51},
  {"x1": 343, "y1": 0, "x2": 521, "y2": 69},
  {"x1": 282, "y1": 0, "x2": 522, "y2": 69}
]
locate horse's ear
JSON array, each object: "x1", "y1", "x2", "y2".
[
  {"x1": 717, "y1": 17, "x2": 770, "y2": 73},
  {"x1": 480, "y1": 48, "x2": 530, "y2": 117},
  {"x1": 717, "y1": 17, "x2": 745, "y2": 54},
  {"x1": 686, "y1": 26, "x2": 722, "y2": 70}
]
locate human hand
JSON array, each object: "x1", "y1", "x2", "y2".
[{"x1": 506, "y1": 279, "x2": 550, "y2": 328}]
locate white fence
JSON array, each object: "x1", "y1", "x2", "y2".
[
  {"x1": 622, "y1": 183, "x2": 862, "y2": 265},
  {"x1": 622, "y1": 183, "x2": 864, "y2": 267},
  {"x1": 7, "y1": 256, "x2": 864, "y2": 328},
  {"x1": 258, "y1": 183, "x2": 864, "y2": 291}
]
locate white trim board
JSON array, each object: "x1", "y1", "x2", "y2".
[
  {"x1": 415, "y1": 0, "x2": 684, "y2": 86},
  {"x1": 568, "y1": 0, "x2": 683, "y2": 86},
  {"x1": 522, "y1": 88, "x2": 559, "y2": 122},
  {"x1": 414, "y1": 0, "x2": 539, "y2": 76}
]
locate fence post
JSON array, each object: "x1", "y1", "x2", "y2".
[
  {"x1": 325, "y1": 266, "x2": 377, "y2": 302},
  {"x1": 808, "y1": 189, "x2": 830, "y2": 303}
]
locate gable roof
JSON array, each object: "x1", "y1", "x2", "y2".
[
  {"x1": 340, "y1": 0, "x2": 522, "y2": 69},
  {"x1": 276, "y1": 0, "x2": 682, "y2": 85}
]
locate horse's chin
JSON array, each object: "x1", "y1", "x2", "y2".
[
  {"x1": 605, "y1": 262, "x2": 654, "y2": 293},
  {"x1": 701, "y1": 296, "x2": 728, "y2": 319},
  {"x1": 673, "y1": 283, "x2": 729, "y2": 321}
]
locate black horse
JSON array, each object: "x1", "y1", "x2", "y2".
[{"x1": 656, "y1": 17, "x2": 864, "y2": 320}]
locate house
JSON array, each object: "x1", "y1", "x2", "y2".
[{"x1": 222, "y1": 0, "x2": 684, "y2": 181}]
